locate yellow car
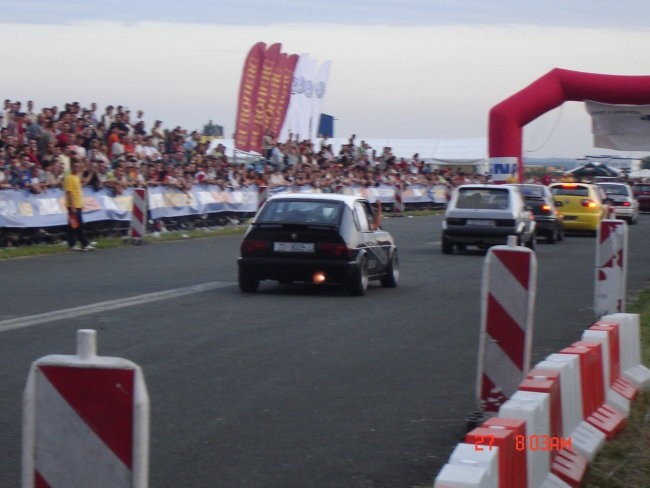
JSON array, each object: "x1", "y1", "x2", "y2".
[{"x1": 549, "y1": 183, "x2": 609, "y2": 233}]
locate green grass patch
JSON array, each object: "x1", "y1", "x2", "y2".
[{"x1": 0, "y1": 225, "x2": 248, "y2": 260}]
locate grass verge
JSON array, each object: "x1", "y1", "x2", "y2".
[{"x1": 0, "y1": 225, "x2": 248, "y2": 260}]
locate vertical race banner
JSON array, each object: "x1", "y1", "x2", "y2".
[
  {"x1": 297, "y1": 56, "x2": 318, "y2": 141},
  {"x1": 249, "y1": 43, "x2": 282, "y2": 154},
  {"x1": 264, "y1": 52, "x2": 287, "y2": 140},
  {"x1": 234, "y1": 42, "x2": 266, "y2": 152},
  {"x1": 309, "y1": 60, "x2": 332, "y2": 141},
  {"x1": 269, "y1": 53, "x2": 299, "y2": 140},
  {"x1": 279, "y1": 53, "x2": 309, "y2": 142}
]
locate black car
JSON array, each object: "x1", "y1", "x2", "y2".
[
  {"x1": 237, "y1": 193, "x2": 399, "y2": 295},
  {"x1": 515, "y1": 184, "x2": 565, "y2": 243}
]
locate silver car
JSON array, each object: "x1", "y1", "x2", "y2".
[
  {"x1": 596, "y1": 182, "x2": 639, "y2": 224},
  {"x1": 441, "y1": 184, "x2": 536, "y2": 254}
]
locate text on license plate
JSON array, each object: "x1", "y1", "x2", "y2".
[
  {"x1": 467, "y1": 219, "x2": 494, "y2": 226},
  {"x1": 273, "y1": 242, "x2": 315, "y2": 253}
]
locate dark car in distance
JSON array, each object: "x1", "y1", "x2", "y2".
[
  {"x1": 633, "y1": 182, "x2": 650, "y2": 212},
  {"x1": 515, "y1": 184, "x2": 565, "y2": 243},
  {"x1": 237, "y1": 193, "x2": 399, "y2": 296}
]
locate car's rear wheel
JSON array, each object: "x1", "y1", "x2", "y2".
[
  {"x1": 347, "y1": 256, "x2": 369, "y2": 296},
  {"x1": 441, "y1": 234, "x2": 453, "y2": 254},
  {"x1": 546, "y1": 229, "x2": 556, "y2": 244},
  {"x1": 238, "y1": 268, "x2": 260, "y2": 293},
  {"x1": 380, "y1": 252, "x2": 399, "y2": 288}
]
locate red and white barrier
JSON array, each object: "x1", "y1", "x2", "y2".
[
  {"x1": 499, "y1": 390, "x2": 551, "y2": 488},
  {"x1": 257, "y1": 185, "x2": 268, "y2": 211},
  {"x1": 23, "y1": 329, "x2": 149, "y2": 488},
  {"x1": 594, "y1": 219, "x2": 627, "y2": 319},
  {"x1": 393, "y1": 183, "x2": 405, "y2": 214},
  {"x1": 476, "y1": 240, "x2": 537, "y2": 413},
  {"x1": 466, "y1": 418, "x2": 527, "y2": 488},
  {"x1": 434, "y1": 443, "x2": 500, "y2": 487},
  {"x1": 129, "y1": 187, "x2": 148, "y2": 242},
  {"x1": 602, "y1": 313, "x2": 650, "y2": 389}
]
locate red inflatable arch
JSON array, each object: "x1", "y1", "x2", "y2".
[{"x1": 488, "y1": 68, "x2": 650, "y2": 182}]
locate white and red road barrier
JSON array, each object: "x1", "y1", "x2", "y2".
[
  {"x1": 129, "y1": 188, "x2": 148, "y2": 242},
  {"x1": 22, "y1": 329, "x2": 149, "y2": 488},
  {"x1": 594, "y1": 219, "x2": 628, "y2": 319},
  {"x1": 436, "y1": 312, "x2": 648, "y2": 488},
  {"x1": 257, "y1": 185, "x2": 268, "y2": 211},
  {"x1": 393, "y1": 183, "x2": 405, "y2": 215},
  {"x1": 476, "y1": 237, "x2": 537, "y2": 414}
]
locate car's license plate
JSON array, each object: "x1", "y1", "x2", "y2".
[
  {"x1": 467, "y1": 219, "x2": 495, "y2": 226},
  {"x1": 273, "y1": 242, "x2": 315, "y2": 253}
]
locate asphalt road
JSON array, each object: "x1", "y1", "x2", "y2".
[{"x1": 1, "y1": 214, "x2": 649, "y2": 488}]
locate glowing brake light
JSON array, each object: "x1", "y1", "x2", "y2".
[
  {"x1": 318, "y1": 242, "x2": 350, "y2": 258},
  {"x1": 241, "y1": 240, "x2": 270, "y2": 254},
  {"x1": 622, "y1": 201, "x2": 631, "y2": 207},
  {"x1": 581, "y1": 199, "x2": 598, "y2": 208}
]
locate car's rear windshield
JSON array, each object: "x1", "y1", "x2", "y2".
[
  {"x1": 635, "y1": 185, "x2": 650, "y2": 192},
  {"x1": 598, "y1": 184, "x2": 629, "y2": 196},
  {"x1": 551, "y1": 185, "x2": 589, "y2": 197},
  {"x1": 456, "y1": 188, "x2": 510, "y2": 209},
  {"x1": 519, "y1": 186, "x2": 546, "y2": 199},
  {"x1": 257, "y1": 200, "x2": 343, "y2": 225}
]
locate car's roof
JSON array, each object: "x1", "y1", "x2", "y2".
[
  {"x1": 456, "y1": 184, "x2": 516, "y2": 190},
  {"x1": 267, "y1": 192, "x2": 364, "y2": 209},
  {"x1": 595, "y1": 181, "x2": 630, "y2": 187}
]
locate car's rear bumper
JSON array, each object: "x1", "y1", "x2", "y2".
[
  {"x1": 238, "y1": 257, "x2": 357, "y2": 283},
  {"x1": 610, "y1": 205, "x2": 636, "y2": 218},
  {"x1": 443, "y1": 227, "x2": 520, "y2": 245},
  {"x1": 561, "y1": 213, "x2": 600, "y2": 231}
]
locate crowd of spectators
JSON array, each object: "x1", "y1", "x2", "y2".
[{"x1": 0, "y1": 99, "x2": 490, "y2": 197}]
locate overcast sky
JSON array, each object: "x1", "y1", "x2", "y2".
[{"x1": 2, "y1": 0, "x2": 650, "y2": 158}]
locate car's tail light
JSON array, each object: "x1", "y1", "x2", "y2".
[
  {"x1": 318, "y1": 242, "x2": 351, "y2": 258},
  {"x1": 581, "y1": 199, "x2": 598, "y2": 208},
  {"x1": 241, "y1": 240, "x2": 270, "y2": 254},
  {"x1": 446, "y1": 218, "x2": 465, "y2": 225},
  {"x1": 622, "y1": 201, "x2": 630, "y2": 207},
  {"x1": 541, "y1": 204, "x2": 552, "y2": 215}
]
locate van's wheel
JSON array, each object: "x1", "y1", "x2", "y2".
[
  {"x1": 347, "y1": 256, "x2": 369, "y2": 296},
  {"x1": 380, "y1": 252, "x2": 399, "y2": 288},
  {"x1": 238, "y1": 268, "x2": 260, "y2": 293}
]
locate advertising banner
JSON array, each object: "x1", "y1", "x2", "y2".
[
  {"x1": 586, "y1": 100, "x2": 650, "y2": 151},
  {"x1": 234, "y1": 42, "x2": 266, "y2": 152},
  {"x1": 0, "y1": 184, "x2": 449, "y2": 229},
  {"x1": 249, "y1": 43, "x2": 282, "y2": 154}
]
